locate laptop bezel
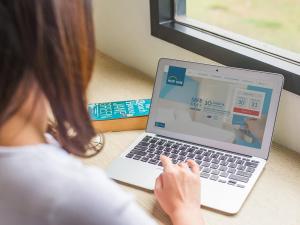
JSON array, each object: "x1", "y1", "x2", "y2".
[{"x1": 146, "y1": 58, "x2": 284, "y2": 160}]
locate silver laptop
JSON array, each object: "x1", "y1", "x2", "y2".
[{"x1": 107, "y1": 58, "x2": 284, "y2": 214}]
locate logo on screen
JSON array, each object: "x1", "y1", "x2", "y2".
[{"x1": 167, "y1": 66, "x2": 186, "y2": 86}]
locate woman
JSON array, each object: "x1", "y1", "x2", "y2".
[{"x1": 0, "y1": 1, "x2": 205, "y2": 225}]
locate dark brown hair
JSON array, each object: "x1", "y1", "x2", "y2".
[{"x1": 0, "y1": 0, "x2": 97, "y2": 157}]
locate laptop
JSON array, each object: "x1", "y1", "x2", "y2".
[{"x1": 107, "y1": 58, "x2": 284, "y2": 214}]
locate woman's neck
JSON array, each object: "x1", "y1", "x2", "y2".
[
  {"x1": 0, "y1": 114, "x2": 47, "y2": 147},
  {"x1": 0, "y1": 80, "x2": 49, "y2": 147}
]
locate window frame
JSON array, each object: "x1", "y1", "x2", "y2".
[{"x1": 150, "y1": 0, "x2": 300, "y2": 95}]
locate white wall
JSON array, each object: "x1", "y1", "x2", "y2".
[{"x1": 93, "y1": 0, "x2": 300, "y2": 154}]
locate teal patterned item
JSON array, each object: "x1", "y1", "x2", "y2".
[{"x1": 88, "y1": 99, "x2": 151, "y2": 121}]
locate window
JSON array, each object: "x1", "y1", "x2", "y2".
[
  {"x1": 150, "y1": 0, "x2": 300, "y2": 96},
  {"x1": 176, "y1": 0, "x2": 300, "y2": 61}
]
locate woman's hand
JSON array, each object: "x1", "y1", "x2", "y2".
[{"x1": 154, "y1": 155, "x2": 205, "y2": 225}]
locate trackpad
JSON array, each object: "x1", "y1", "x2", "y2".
[{"x1": 106, "y1": 158, "x2": 162, "y2": 190}]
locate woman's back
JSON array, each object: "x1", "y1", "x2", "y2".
[{"x1": 0, "y1": 135, "x2": 156, "y2": 225}]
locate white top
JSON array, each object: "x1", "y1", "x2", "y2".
[{"x1": 0, "y1": 134, "x2": 157, "y2": 225}]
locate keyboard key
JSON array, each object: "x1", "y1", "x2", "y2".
[
  {"x1": 237, "y1": 184, "x2": 245, "y2": 188},
  {"x1": 195, "y1": 160, "x2": 202, "y2": 165},
  {"x1": 211, "y1": 170, "x2": 220, "y2": 175},
  {"x1": 229, "y1": 174, "x2": 249, "y2": 183},
  {"x1": 203, "y1": 157, "x2": 212, "y2": 162},
  {"x1": 246, "y1": 167, "x2": 255, "y2": 173},
  {"x1": 154, "y1": 150, "x2": 162, "y2": 155},
  {"x1": 220, "y1": 161, "x2": 229, "y2": 166},
  {"x1": 202, "y1": 168, "x2": 211, "y2": 173},
  {"x1": 141, "y1": 157, "x2": 149, "y2": 162},
  {"x1": 228, "y1": 168, "x2": 236, "y2": 174},
  {"x1": 201, "y1": 162, "x2": 210, "y2": 167},
  {"x1": 172, "y1": 159, "x2": 179, "y2": 164},
  {"x1": 164, "y1": 142, "x2": 173, "y2": 147},
  {"x1": 210, "y1": 163, "x2": 219, "y2": 169},
  {"x1": 134, "y1": 146, "x2": 146, "y2": 150},
  {"x1": 236, "y1": 171, "x2": 251, "y2": 178},
  {"x1": 245, "y1": 162, "x2": 258, "y2": 168},
  {"x1": 202, "y1": 152, "x2": 211, "y2": 157},
  {"x1": 237, "y1": 165, "x2": 246, "y2": 171},
  {"x1": 170, "y1": 154, "x2": 178, "y2": 159},
  {"x1": 148, "y1": 159, "x2": 159, "y2": 165},
  {"x1": 179, "y1": 151, "x2": 188, "y2": 156},
  {"x1": 187, "y1": 153, "x2": 195, "y2": 158},
  {"x1": 219, "y1": 155, "x2": 227, "y2": 160},
  {"x1": 156, "y1": 146, "x2": 164, "y2": 150},
  {"x1": 211, "y1": 154, "x2": 219, "y2": 159},
  {"x1": 142, "y1": 136, "x2": 151, "y2": 142},
  {"x1": 194, "y1": 150, "x2": 203, "y2": 154},
  {"x1": 125, "y1": 153, "x2": 134, "y2": 158},
  {"x1": 218, "y1": 179, "x2": 226, "y2": 183},
  {"x1": 139, "y1": 142, "x2": 150, "y2": 147},
  {"x1": 220, "y1": 172, "x2": 229, "y2": 178},
  {"x1": 228, "y1": 163, "x2": 237, "y2": 168},
  {"x1": 186, "y1": 148, "x2": 194, "y2": 153},
  {"x1": 157, "y1": 140, "x2": 166, "y2": 145},
  {"x1": 212, "y1": 159, "x2": 220, "y2": 164},
  {"x1": 162, "y1": 152, "x2": 170, "y2": 157},
  {"x1": 236, "y1": 159, "x2": 244, "y2": 164},
  {"x1": 147, "y1": 148, "x2": 155, "y2": 153},
  {"x1": 195, "y1": 155, "x2": 204, "y2": 160},
  {"x1": 228, "y1": 180, "x2": 237, "y2": 185},
  {"x1": 172, "y1": 144, "x2": 180, "y2": 149},
  {"x1": 164, "y1": 148, "x2": 172, "y2": 152},
  {"x1": 149, "y1": 143, "x2": 156, "y2": 148},
  {"x1": 179, "y1": 146, "x2": 187, "y2": 151},
  {"x1": 171, "y1": 149, "x2": 179, "y2": 154},
  {"x1": 210, "y1": 175, "x2": 219, "y2": 181},
  {"x1": 178, "y1": 155, "x2": 186, "y2": 160},
  {"x1": 200, "y1": 173, "x2": 210, "y2": 179},
  {"x1": 219, "y1": 165, "x2": 227, "y2": 171},
  {"x1": 133, "y1": 155, "x2": 142, "y2": 160},
  {"x1": 153, "y1": 155, "x2": 160, "y2": 160},
  {"x1": 148, "y1": 153, "x2": 155, "y2": 158},
  {"x1": 227, "y1": 157, "x2": 236, "y2": 163},
  {"x1": 131, "y1": 150, "x2": 147, "y2": 156}
]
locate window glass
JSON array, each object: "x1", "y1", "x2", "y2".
[{"x1": 179, "y1": 0, "x2": 300, "y2": 55}]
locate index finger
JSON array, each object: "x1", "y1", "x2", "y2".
[
  {"x1": 160, "y1": 155, "x2": 174, "y2": 171},
  {"x1": 187, "y1": 159, "x2": 200, "y2": 174}
]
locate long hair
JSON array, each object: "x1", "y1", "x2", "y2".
[{"x1": 0, "y1": 0, "x2": 97, "y2": 157}]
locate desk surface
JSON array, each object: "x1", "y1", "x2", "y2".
[{"x1": 84, "y1": 52, "x2": 300, "y2": 225}]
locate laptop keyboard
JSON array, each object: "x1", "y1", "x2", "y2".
[{"x1": 125, "y1": 135, "x2": 260, "y2": 188}]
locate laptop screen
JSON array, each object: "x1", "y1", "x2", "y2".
[{"x1": 151, "y1": 65, "x2": 274, "y2": 150}]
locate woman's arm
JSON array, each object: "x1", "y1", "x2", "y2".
[{"x1": 154, "y1": 156, "x2": 205, "y2": 225}]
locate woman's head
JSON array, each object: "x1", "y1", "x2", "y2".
[{"x1": 0, "y1": 0, "x2": 96, "y2": 156}]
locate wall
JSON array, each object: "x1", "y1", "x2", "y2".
[{"x1": 93, "y1": 0, "x2": 300, "y2": 154}]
